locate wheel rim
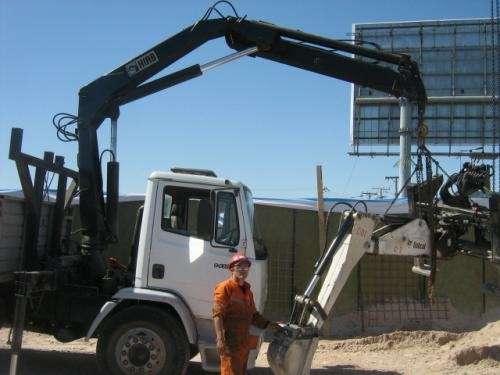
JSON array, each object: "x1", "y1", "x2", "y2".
[{"x1": 115, "y1": 327, "x2": 166, "y2": 374}]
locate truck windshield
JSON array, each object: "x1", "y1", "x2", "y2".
[{"x1": 243, "y1": 186, "x2": 267, "y2": 260}]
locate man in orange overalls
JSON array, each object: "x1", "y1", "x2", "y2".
[{"x1": 213, "y1": 253, "x2": 280, "y2": 375}]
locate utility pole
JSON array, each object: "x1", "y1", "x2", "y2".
[
  {"x1": 385, "y1": 176, "x2": 399, "y2": 197},
  {"x1": 316, "y1": 165, "x2": 326, "y2": 253},
  {"x1": 372, "y1": 186, "x2": 390, "y2": 199},
  {"x1": 361, "y1": 191, "x2": 378, "y2": 200}
]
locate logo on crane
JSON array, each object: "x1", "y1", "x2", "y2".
[
  {"x1": 407, "y1": 239, "x2": 427, "y2": 250},
  {"x1": 125, "y1": 51, "x2": 159, "y2": 77}
]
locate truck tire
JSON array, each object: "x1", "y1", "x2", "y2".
[{"x1": 96, "y1": 305, "x2": 190, "y2": 375}]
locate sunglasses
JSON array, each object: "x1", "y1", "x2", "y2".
[{"x1": 234, "y1": 264, "x2": 250, "y2": 270}]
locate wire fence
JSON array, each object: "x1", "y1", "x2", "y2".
[
  {"x1": 260, "y1": 207, "x2": 453, "y2": 335},
  {"x1": 358, "y1": 255, "x2": 449, "y2": 329}
]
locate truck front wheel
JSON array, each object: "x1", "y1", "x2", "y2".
[{"x1": 96, "y1": 306, "x2": 189, "y2": 375}]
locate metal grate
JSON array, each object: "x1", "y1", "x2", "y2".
[
  {"x1": 265, "y1": 245, "x2": 295, "y2": 320},
  {"x1": 259, "y1": 208, "x2": 301, "y2": 321},
  {"x1": 359, "y1": 255, "x2": 449, "y2": 329},
  {"x1": 351, "y1": 19, "x2": 500, "y2": 148}
]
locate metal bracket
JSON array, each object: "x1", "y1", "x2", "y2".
[
  {"x1": 412, "y1": 257, "x2": 431, "y2": 277},
  {"x1": 8, "y1": 128, "x2": 79, "y2": 375},
  {"x1": 294, "y1": 295, "x2": 328, "y2": 323}
]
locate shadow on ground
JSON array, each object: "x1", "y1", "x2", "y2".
[
  {"x1": 0, "y1": 349, "x2": 400, "y2": 375},
  {"x1": 310, "y1": 366, "x2": 400, "y2": 375}
]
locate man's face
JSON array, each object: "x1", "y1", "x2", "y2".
[{"x1": 230, "y1": 261, "x2": 250, "y2": 281}]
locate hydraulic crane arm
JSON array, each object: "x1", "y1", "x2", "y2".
[
  {"x1": 76, "y1": 14, "x2": 427, "y2": 271},
  {"x1": 227, "y1": 20, "x2": 426, "y2": 104}
]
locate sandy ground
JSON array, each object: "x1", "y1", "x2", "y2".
[{"x1": 1, "y1": 321, "x2": 499, "y2": 375}]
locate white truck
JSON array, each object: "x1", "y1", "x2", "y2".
[{"x1": 91, "y1": 169, "x2": 269, "y2": 373}]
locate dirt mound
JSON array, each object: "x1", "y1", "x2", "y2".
[
  {"x1": 453, "y1": 345, "x2": 500, "y2": 366},
  {"x1": 445, "y1": 319, "x2": 500, "y2": 369},
  {"x1": 324, "y1": 330, "x2": 463, "y2": 352}
]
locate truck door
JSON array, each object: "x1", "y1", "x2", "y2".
[{"x1": 148, "y1": 182, "x2": 247, "y2": 319}]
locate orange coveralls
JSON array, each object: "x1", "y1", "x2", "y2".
[{"x1": 213, "y1": 278, "x2": 269, "y2": 375}]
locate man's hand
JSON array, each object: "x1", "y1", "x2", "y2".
[
  {"x1": 216, "y1": 335, "x2": 226, "y2": 356},
  {"x1": 266, "y1": 322, "x2": 282, "y2": 333},
  {"x1": 214, "y1": 316, "x2": 228, "y2": 355}
]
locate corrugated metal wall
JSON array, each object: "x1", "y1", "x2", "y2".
[{"x1": 0, "y1": 196, "x2": 52, "y2": 283}]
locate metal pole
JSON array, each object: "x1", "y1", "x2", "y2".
[
  {"x1": 385, "y1": 176, "x2": 399, "y2": 197},
  {"x1": 9, "y1": 298, "x2": 27, "y2": 375},
  {"x1": 110, "y1": 118, "x2": 117, "y2": 161},
  {"x1": 9, "y1": 273, "x2": 28, "y2": 375},
  {"x1": 349, "y1": 151, "x2": 500, "y2": 158},
  {"x1": 399, "y1": 97, "x2": 412, "y2": 197},
  {"x1": 356, "y1": 95, "x2": 496, "y2": 104},
  {"x1": 316, "y1": 166, "x2": 326, "y2": 253},
  {"x1": 200, "y1": 46, "x2": 259, "y2": 73}
]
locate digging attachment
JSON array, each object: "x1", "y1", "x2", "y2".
[
  {"x1": 267, "y1": 325, "x2": 318, "y2": 375},
  {"x1": 267, "y1": 212, "x2": 377, "y2": 375}
]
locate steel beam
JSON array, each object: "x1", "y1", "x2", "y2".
[
  {"x1": 356, "y1": 95, "x2": 494, "y2": 104},
  {"x1": 399, "y1": 98, "x2": 412, "y2": 197},
  {"x1": 349, "y1": 151, "x2": 500, "y2": 159}
]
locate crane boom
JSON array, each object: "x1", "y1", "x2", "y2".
[{"x1": 76, "y1": 14, "x2": 427, "y2": 276}]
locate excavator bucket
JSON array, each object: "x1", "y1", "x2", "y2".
[
  {"x1": 267, "y1": 325, "x2": 318, "y2": 375},
  {"x1": 267, "y1": 213, "x2": 377, "y2": 375}
]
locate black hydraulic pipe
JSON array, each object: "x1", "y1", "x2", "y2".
[
  {"x1": 313, "y1": 214, "x2": 354, "y2": 279},
  {"x1": 77, "y1": 121, "x2": 105, "y2": 237},
  {"x1": 242, "y1": 19, "x2": 405, "y2": 65},
  {"x1": 289, "y1": 213, "x2": 355, "y2": 325},
  {"x1": 255, "y1": 39, "x2": 417, "y2": 100},
  {"x1": 118, "y1": 64, "x2": 203, "y2": 106},
  {"x1": 106, "y1": 161, "x2": 119, "y2": 242},
  {"x1": 301, "y1": 213, "x2": 354, "y2": 297}
]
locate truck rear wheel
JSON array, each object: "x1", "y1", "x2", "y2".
[{"x1": 96, "y1": 306, "x2": 189, "y2": 375}]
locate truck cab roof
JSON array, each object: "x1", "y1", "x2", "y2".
[{"x1": 149, "y1": 170, "x2": 240, "y2": 189}]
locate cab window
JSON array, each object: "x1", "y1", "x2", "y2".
[
  {"x1": 215, "y1": 192, "x2": 240, "y2": 246},
  {"x1": 161, "y1": 186, "x2": 212, "y2": 241}
]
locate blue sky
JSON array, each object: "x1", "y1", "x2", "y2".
[{"x1": 0, "y1": 1, "x2": 492, "y2": 199}]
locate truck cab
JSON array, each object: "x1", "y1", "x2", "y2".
[
  {"x1": 89, "y1": 169, "x2": 268, "y2": 373},
  {"x1": 136, "y1": 169, "x2": 267, "y2": 314}
]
